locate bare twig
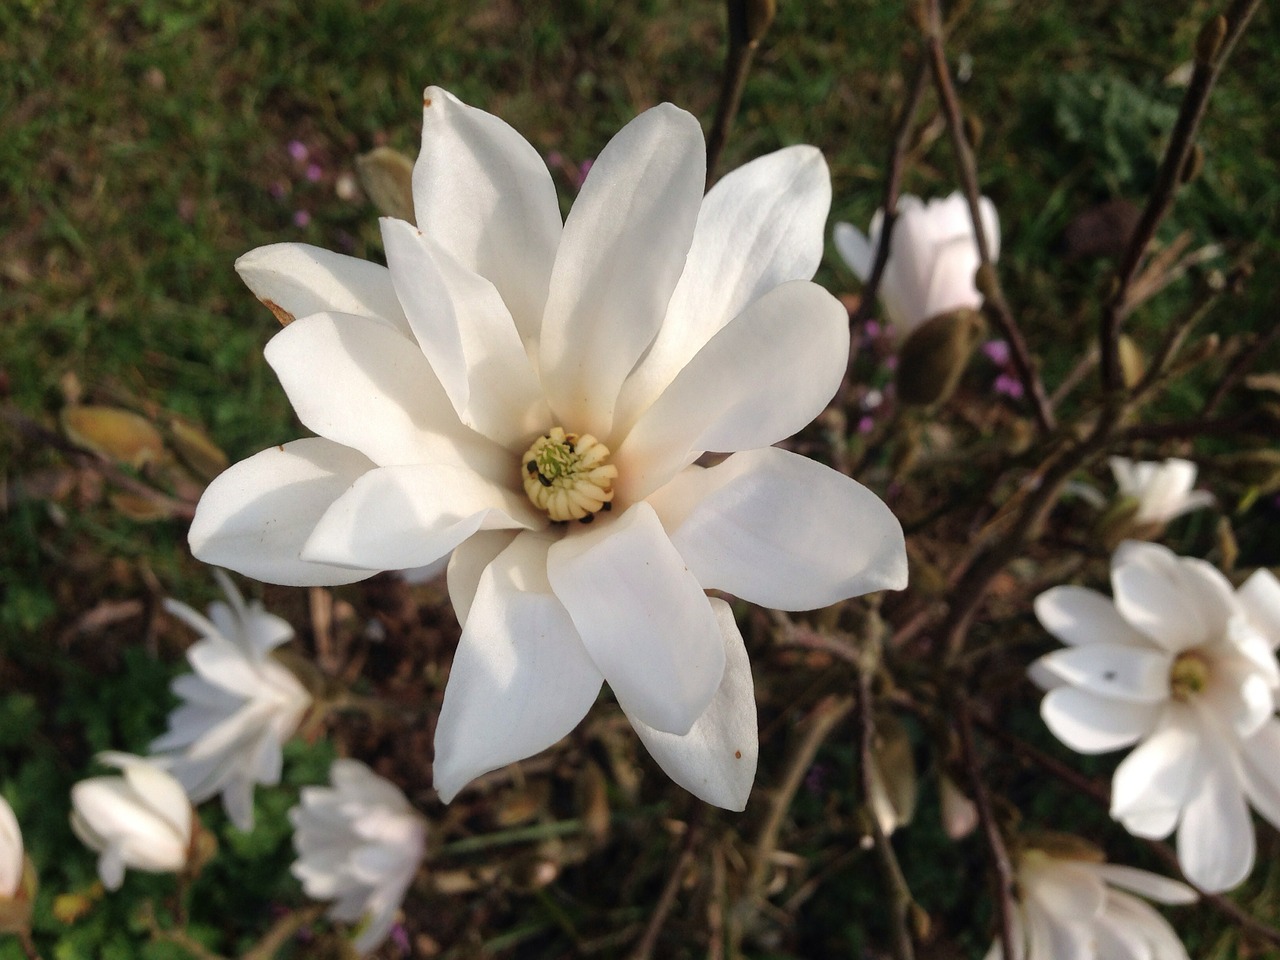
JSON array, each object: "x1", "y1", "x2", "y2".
[
  {"x1": 1099, "y1": 0, "x2": 1264, "y2": 392},
  {"x1": 241, "y1": 904, "x2": 326, "y2": 960},
  {"x1": 2, "y1": 405, "x2": 197, "y2": 521},
  {"x1": 919, "y1": 0, "x2": 1055, "y2": 435},
  {"x1": 856, "y1": 644, "x2": 917, "y2": 960},
  {"x1": 849, "y1": 59, "x2": 931, "y2": 329},
  {"x1": 954, "y1": 697, "x2": 1018, "y2": 960},
  {"x1": 706, "y1": 0, "x2": 776, "y2": 185},
  {"x1": 1203, "y1": 321, "x2": 1280, "y2": 416},
  {"x1": 746, "y1": 695, "x2": 854, "y2": 902},
  {"x1": 628, "y1": 817, "x2": 703, "y2": 960}
]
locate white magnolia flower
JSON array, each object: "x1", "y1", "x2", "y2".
[
  {"x1": 834, "y1": 191, "x2": 999, "y2": 337},
  {"x1": 1108, "y1": 457, "x2": 1214, "y2": 526},
  {"x1": 1032, "y1": 541, "x2": 1280, "y2": 891},
  {"x1": 70, "y1": 753, "x2": 193, "y2": 890},
  {"x1": 290, "y1": 759, "x2": 426, "y2": 954},
  {"x1": 150, "y1": 569, "x2": 310, "y2": 832},
  {"x1": 0, "y1": 795, "x2": 22, "y2": 899},
  {"x1": 985, "y1": 849, "x2": 1195, "y2": 960},
  {"x1": 189, "y1": 87, "x2": 907, "y2": 809}
]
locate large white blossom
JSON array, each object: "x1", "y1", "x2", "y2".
[
  {"x1": 984, "y1": 848, "x2": 1195, "y2": 960},
  {"x1": 290, "y1": 759, "x2": 426, "y2": 954},
  {"x1": 70, "y1": 753, "x2": 193, "y2": 890},
  {"x1": 0, "y1": 796, "x2": 22, "y2": 900},
  {"x1": 1108, "y1": 457, "x2": 1213, "y2": 526},
  {"x1": 834, "y1": 191, "x2": 999, "y2": 337},
  {"x1": 189, "y1": 86, "x2": 907, "y2": 809},
  {"x1": 1031, "y1": 541, "x2": 1280, "y2": 891},
  {"x1": 149, "y1": 569, "x2": 311, "y2": 832}
]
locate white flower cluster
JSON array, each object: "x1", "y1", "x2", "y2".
[{"x1": 1032, "y1": 540, "x2": 1280, "y2": 892}]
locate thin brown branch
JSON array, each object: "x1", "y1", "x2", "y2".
[
  {"x1": 954, "y1": 697, "x2": 1018, "y2": 960},
  {"x1": 1117, "y1": 409, "x2": 1271, "y2": 443},
  {"x1": 856, "y1": 654, "x2": 917, "y2": 960},
  {"x1": 628, "y1": 817, "x2": 703, "y2": 960},
  {"x1": 849, "y1": 59, "x2": 930, "y2": 329},
  {"x1": 706, "y1": 0, "x2": 776, "y2": 186},
  {"x1": 1, "y1": 405, "x2": 197, "y2": 521},
  {"x1": 1204, "y1": 321, "x2": 1280, "y2": 416},
  {"x1": 746, "y1": 695, "x2": 854, "y2": 902},
  {"x1": 1099, "y1": 0, "x2": 1264, "y2": 392},
  {"x1": 919, "y1": 0, "x2": 1055, "y2": 436}
]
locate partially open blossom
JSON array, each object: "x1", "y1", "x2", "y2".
[
  {"x1": 0, "y1": 795, "x2": 22, "y2": 899},
  {"x1": 834, "y1": 191, "x2": 999, "y2": 337},
  {"x1": 70, "y1": 753, "x2": 193, "y2": 890},
  {"x1": 190, "y1": 86, "x2": 907, "y2": 809},
  {"x1": 985, "y1": 845, "x2": 1195, "y2": 960},
  {"x1": 1031, "y1": 541, "x2": 1280, "y2": 891},
  {"x1": 150, "y1": 569, "x2": 311, "y2": 831},
  {"x1": 290, "y1": 759, "x2": 426, "y2": 954},
  {"x1": 1108, "y1": 457, "x2": 1214, "y2": 526}
]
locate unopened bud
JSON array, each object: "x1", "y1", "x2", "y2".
[
  {"x1": 1117, "y1": 334, "x2": 1146, "y2": 389},
  {"x1": 939, "y1": 775, "x2": 979, "y2": 840},
  {"x1": 1215, "y1": 517, "x2": 1239, "y2": 572},
  {"x1": 1195, "y1": 15, "x2": 1227, "y2": 66},
  {"x1": 1022, "y1": 830, "x2": 1105, "y2": 863},
  {"x1": 895, "y1": 308, "x2": 987, "y2": 406},
  {"x1": 355, "y1": 146, "x2": 416, "y2": 224},
  {"x1": 1094, "y1": 494, "x2": 1145, "y2": 549},
  {"x1": 1179, "y1": 142, "x2": 1205, "y2": 184}
]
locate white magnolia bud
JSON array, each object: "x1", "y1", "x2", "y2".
[{"x1": 70, "y1": 753, "x2": 193, "y2": 890}]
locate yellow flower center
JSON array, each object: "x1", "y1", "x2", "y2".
[
  {"x1": 521, "y1": 427, "x2": 618, "y2": 523},
  {"x1": 1169, "y1": 650, "x2": 1210, "y2": 700}
]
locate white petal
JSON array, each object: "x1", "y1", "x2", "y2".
[
  {"x1": 302, "y1": 463, "x2": 540, "y2": 572},
  {"x1": 1040, "y1": 686, "x2": 1158, "y2": 754},
  {"x1": 615, "y1": 281, "x2": 848, "y2": 502},
  {"x1": 645, "y1": 448, "x2": 907, "y2": 610},
  {"x1": 921, "y1": 234, "x2": 982, "y2": 319},
  {"x1": 1034, "y1": 645, "x2": 1171, "y2": 703},
  {"x1": 1022, "y1": 859, "x2": 1106, "y2": 927},
  {"x1": 1237, "y1": 569, "x2": 1280, "y2": 649},
  {"x1": 616, "y1": 145, "x2": 831, "y2": 431},
  {"x1": 0, "y1": 796, "x2": 22, "y2": 899},
  {"x1": 189, "y1": 438, "x2": 381, "y2": 587},
  {"x1": 1241, "y1": 718, "x2": 1280, "y2": 829},
  {"x1": 1111, "y1": 706, "x2": 1202, "y2": 834},
  {"x1": 380, "y1": 217, "x2": 549, "y2": 447},
  {"x1": 547, "y1": 501, "x2": 724, "y2": 736},
  {"x1": 433, "y1": 533, "x2": 602, "y2": 802},
  {"x1": 117, "y1": 759, "x2": 192, "y2": 842},
  {"x1": 1033, "y1": 586, "x2": 1152, "y2": 648},
  {"x1": 628, "y1": 599, "x2": 758, "y2": 810},
  {"x1": 234, "y1": 242, "x2": 410, "y2": 335},
  {"x1": 264, "y1": 312, "x2": 501, "y2": 469},
  {"x1": 1113, "y1": 557, "x2": 1212, "y2": 652},
  {"x1": 1092, "y1": 864, "x2": 1197, "y2": 905},
  {"x1": 833, "y1": 221, "x2": 875, "y2": 280},
  {"x1": 413, "y1": 86, "x2": 562, "y2": 344},
  {"x1": 1177, "y1": 749, "x2": 1254, "y2": 892},
  {"x1": 978, "y1": 195, "x2": 1001, "y2": 261},
  {"x1": 538, "y1": 103, "x2": 705, "y2": 438},
  {"x1": 446, "y1": 530, "x2": 518, "y2": 627},
  {"x1": 1204, "y1": 654, "x2": 1275, "y2": 738}
]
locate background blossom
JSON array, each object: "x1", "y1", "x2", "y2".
[{"x1": 1031, "y1": 541, "x2": 1280, "y2": 891}]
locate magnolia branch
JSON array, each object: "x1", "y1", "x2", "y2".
[
  {"x1": 1099, "y1": 0, "x2": 1264, "y2": 392},
  {"x1": 919, "y1": 0, "x2": 1056, "y2": 436}
]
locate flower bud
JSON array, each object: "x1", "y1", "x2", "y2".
[
  {"x1": 356, "y1": 146, "x2": 416, "y2": 224},
  {"x1": 70, "y1": 753, "x2": 194, "y2": 890},
  {"x1": 1117, "y1": 333, "x2": 1146, "y2": 389},
  {"x1": 939, "y1": 775, "x2": 978, "y2": 840},
  {"x1": 894, "y1": 308, "x2": 987, "y2": 406},
  {"x1": 868, "y1": 713, "x2": 918, "y2": 835}
]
